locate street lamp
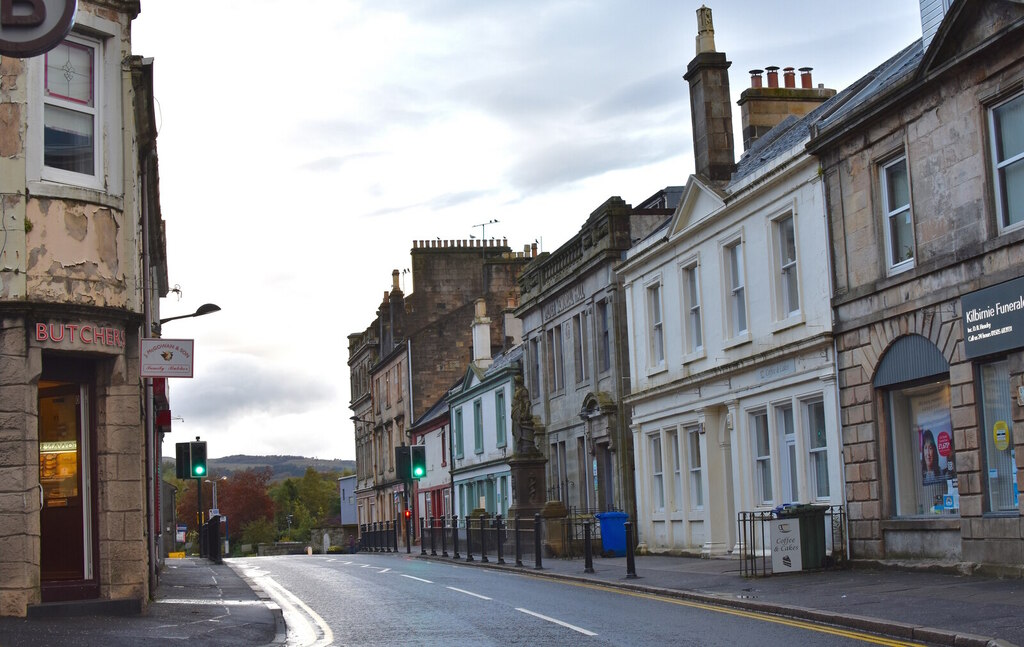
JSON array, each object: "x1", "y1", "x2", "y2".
[
  {"x1": 155, "y1": 303, "x2": 221, "y2": 334},
  {"x1": 205, "y1": 476, "x2": 227, "y2": 517},
  {"x1": 350, "y1": 415, "x2": 374, "y2": 425}
]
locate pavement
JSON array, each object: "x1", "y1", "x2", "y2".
[{"x1": 0, "y1": 550, "x2": 1022, "y2": 646}]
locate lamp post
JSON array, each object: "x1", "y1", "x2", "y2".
[
  {"x1": 147, "y1": 302, "x2": 221, "y2": 581},
  {"x1": 205, "y1": 476, "x2": 227, "y2": 518}
]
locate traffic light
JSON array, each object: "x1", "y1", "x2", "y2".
[
  {"x1": 190, "y1": 441, "x2": 207, "y2": 477},
  {"x1": 175, "y1": 442, "x2": 191, "y2": 479},
  {"x1": 410, "y1": 445, "x2": 426, "y2": 480},
  {"x1": 174, "y1": 440, "x2": 208, "y2": 479},
  {"x1": 395, "y1": 445, "x2": 410, "y2": 480}
]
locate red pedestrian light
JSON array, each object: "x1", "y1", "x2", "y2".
[{"x1": 404, "y1": 509, "x2": 411, "y2": 519}]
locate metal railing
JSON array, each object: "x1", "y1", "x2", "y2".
[{"x1": 737, "y1": 504, "x2": 847, "y2": 577}]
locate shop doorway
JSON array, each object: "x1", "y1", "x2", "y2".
[{"x1": 38, "y1": 361, "x2": 98, "y2": 602}]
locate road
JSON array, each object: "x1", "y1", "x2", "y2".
[{"x1": 232, "y1": 553, "x2": 930, "y2": 647}]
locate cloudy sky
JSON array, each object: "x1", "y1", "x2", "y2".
[{"x1": 132, "y1": 1, "x2": 922, "y2": 461}]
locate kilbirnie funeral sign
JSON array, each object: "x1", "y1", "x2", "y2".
[{"x1": 961, "y1": 276, "x2": 1024, "y2": 360}]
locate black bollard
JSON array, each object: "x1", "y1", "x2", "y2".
[
  {"x1": 465, "y1": 515, "x2": 475, "y2": 562},
  {"x1": 429, "y1": 516, "x2": 437, "y2": 556},
  {"x1": 583, "y1": 520, "x2": 594, "y2": 573},
  {"x1": 421, "y1": 518, "x2": 427, "y2": 556},
  {"x1": 393, "y1": 519, "x2": 399, "y2": 553},
  {"x1": 452, "y1": 515, "x2": 461, "y2": 560},
  {"x1": 514, "y1": 514, "x2": 523, "y2": 567},
  {"x1": 534, "y1": 513, "x2": 543, "y2": 570},
  {"x1": 496, "y1": 514, "x2": 505, "y2": 565},
  {"x1": 479, "y1": 513, "x2": 489, "y2": 563},
  {"x1": 625, "y1": 521, "x2": 638, "y2": 579},
  {"x1": 441, "y1": 515, "x2": 449, "y2": 557}
]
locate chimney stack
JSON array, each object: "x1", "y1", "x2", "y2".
[
  {"x1": 471, "y1": 298, "x2": 493, "y2": 369},
  {"x1": 684, "y1": 5, "x2": 736, "y2": 184},
  {"x1": 737, "y1": 65, "x2": 836, "y2": 151}
]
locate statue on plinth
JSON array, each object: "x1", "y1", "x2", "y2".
[{"x1": 510, "y1": 374, "x2": 539, "y2": 456}]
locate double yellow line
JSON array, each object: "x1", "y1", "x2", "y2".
[{"x1": 564, "y1": 579, "x2": 926, "y2": 647}]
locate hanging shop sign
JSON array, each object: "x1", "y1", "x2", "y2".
[
  {"x1": 961, "y1": 276, "x2": 1024, "y2": 359},
  {"x1": 0, "y1": 0, "x2": 77, "y2": 57},
  {"x1": 140, "y1": 338, "x2": 194, "y2": 378}
]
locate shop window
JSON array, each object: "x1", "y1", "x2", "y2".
[
  {"x1": 876, "y1": 334, "x2": 955, "y2": 517},
  {"x1": 885, "y1": 380, "x2": 956, "y2": 516},
  {"x1": 979, "y1": 361, "x2": 1018, "y2": 512},
  {"x1": 751, "y1": 410, "x2": 772, "y2": 505},
  {"x1": 687, "y1": 425, "x2": 703, "y2": 510},
  {"x1": 990, "y1": 91, "x2": 1024, "y2": 232},
  {"x1": 650, "y1": 434, "x2": 665, "y2": 512},
  {"x1": 804, "y1": 399, "x2": 830, "y2": 500}
]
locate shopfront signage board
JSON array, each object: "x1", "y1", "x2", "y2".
[{"x1": 961, "y1": 276, "x2": 1024, "y2": 359}]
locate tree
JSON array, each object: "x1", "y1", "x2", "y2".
[
  {"x1": 270, "y1": 467, "x2": 341, "y2": 542},
  {"x1": 217, "y1": 467, "x2": 275, "y2": 548}
]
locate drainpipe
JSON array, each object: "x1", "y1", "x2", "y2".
[{"x1": 141, "y1": 151, "x2": 157, "y2": 595}]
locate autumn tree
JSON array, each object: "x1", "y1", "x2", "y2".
[{"x1": 270, "y1": 467, "x2": 341, "y2": 542}]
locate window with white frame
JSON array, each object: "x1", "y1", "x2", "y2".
[
  {"x1": 454, "y1": 409, "x2": 464, "y2": 459},
  {"x1": 724, "y1": 240, "x2": 747, "y2": 337},
  {"x1": 473, "y1": 399, "x2": 483, "y2": 454},
  {"x1": 687, "y1": 425, "x2": 703, "y2": 509},
  {"x1": 751, "y1": 411, "x2": 773, "y2": 505},
  {"x1": 495, "y1": 390, "x2": 507, "y2": 448},
  {"x1": 775, "y1": 403, "x2": 798, "y2": 503},
  {"x1": 647, "y1": 281, "x2": 665, "y2": 367},
  {"x1": 43, "y1": 35, "x2": 99, "y2": 183},
  {"x1": 773, "y1": 214, "x2": 800, "y2": 318},
  {"x1": 991, "y1": 91, "x2": 1024, "y2": 231},
  {"x1": 572, "y1": 312, "x2": 589, "y2": 384},
  {"x1": 682, "y1": 261, "x2": 703, "y2": 354},
  {"x1": 804, "y1": 398, "x2": 830, "y2": 500},
  {"x1": 670, "y1": 430, "x2": 682, "y2": 512},
  {"x1": 881, "y1": 156, "x2": 914, "y2": 271},
  {"x1": 650, "y1": 434, "x2": 665, "y2": 512}
]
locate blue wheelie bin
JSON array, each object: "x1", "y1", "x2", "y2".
[{"x1": 594, "y1": 511, "x2": 628, "y2": 557}]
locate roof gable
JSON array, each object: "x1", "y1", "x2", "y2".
[
  {"x1": 667, "y1": 175, "x2": 726, "y2": 238},
  {"x1": 917, "y1": 0, "x2": 1024, "y2": 81}
]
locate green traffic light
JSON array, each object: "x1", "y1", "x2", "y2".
[
  {"x1": 412, "y1": 466, "x2": 425, "y2": 478},
  {"x1": 193, "y1": 465, "x2": 205, "y2": 476}
]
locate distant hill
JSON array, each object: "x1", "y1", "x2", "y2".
[{"x1": 163, "y1": 454, "x2": 355, "y2": 481}]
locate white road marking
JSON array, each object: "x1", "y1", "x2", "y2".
[
  {"x1": 242, "y1": 569, "x2": 335, "y2": 647},
  {"x1": 516, "y1": 608, "x2": 598, "y2": 636},
  {"x1": 400, "y1": 574, "x2": 433, "y2": 583},
  {"x1": 379, "y1": 568, "x2": 391, "y2": 573},
  {"x1": 156, "y1": 599, "x2": 268, "y2": 606},
  {"x1": 446, "y1": 586, "x2": 492, "y2": 600}
]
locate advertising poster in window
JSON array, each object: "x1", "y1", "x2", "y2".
[{"x1": 912, "y1": 391, "x2": 955, "y2": 487}]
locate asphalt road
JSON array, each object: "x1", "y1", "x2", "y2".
[{"x1": 233, "y1": 553, "x2": 931, "y2": 647}]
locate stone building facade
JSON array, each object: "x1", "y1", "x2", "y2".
[
  {"x1": 809, "y1": 0, "x2": 1024, "y2": 567},
  {"x1": 516, "y1": 192, "x2": 676, "y2": 520},
  {"x1": 0, "y1": 1, "x2": 167, "y2": 616},
  {"x1": 351, "y1": 241, "x2": 532, "y2": 539}
]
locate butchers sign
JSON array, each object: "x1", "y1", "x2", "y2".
[
  {"x1": 0, "y1": 0, "x2": 77, "y2": 58},
  {"x1": 140, "y1": 339, "x2": 194, "y2": 378}
]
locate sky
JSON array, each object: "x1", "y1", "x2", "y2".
[{"x1": 132, "y1": 1, "x2": 923, "y2": 461}]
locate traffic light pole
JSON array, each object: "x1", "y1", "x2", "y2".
[{"x1": 404, "y1": 488, "x2": 411, "y2": 554}]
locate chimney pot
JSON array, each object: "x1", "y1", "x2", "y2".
[
  {"x1": 766, "y1": 66, "x2": 779, "y2": 88},
  {"x1": 749, "y1": 69, "x2": 764, "y2": 89},
  {"x1": 783, "y1": 66, "x2": 795, "y2": 89},
  {"x1": 799, "y1": 66, "x2": 813, "y2": 89}
]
